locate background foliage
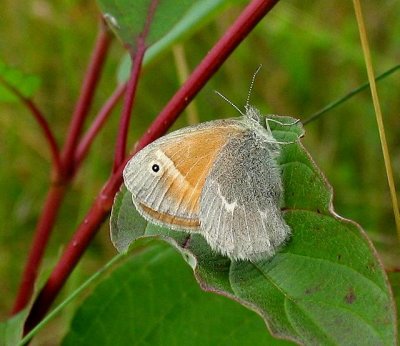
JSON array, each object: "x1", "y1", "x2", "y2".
[{"x1": 1, "y1": 0, "x2": 399, "y2": 344}]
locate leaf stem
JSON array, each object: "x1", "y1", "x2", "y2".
[
  {"x1": 172, "y1": 44, "x2": 200, "y2": 125},
  {"x1": 353, "y1": 0, "x2": 400, "y2": 242},
  {"x1": 61, "y1": 18, "x2": 113, "y2": 176},
  {"x1": 303, "y1": 64, "x2": 400, "y2": 125}
]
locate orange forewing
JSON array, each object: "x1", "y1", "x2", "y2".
[{"x1": 143, "y1": 124, "x2": 242, "y2": 228}]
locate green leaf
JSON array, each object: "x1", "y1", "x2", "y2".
[
  {"x1": 115, "y1": 0, "x2": 244, "y2": 83},
  {"x1": 97, "y1": 0, "x2": 212, "y2": 49},
  {"x1": 62, "y1": 241, "x2": 294, "y2": 345},
  {"x1": 110, "y1": 116, "x2": 397, "y2": 344},
  {"x1": 0, "y1": 308, "x2": 29, "y2": 346},
  {"x1": 0, "y1": 60, "x2": 41, "y2": 102}
]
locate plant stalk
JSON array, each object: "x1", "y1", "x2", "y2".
[
  {"x1": 61, "y1": 18, "x2": 113, "y2": 176},
  {"x1": 113, "y1": 0, "x2": 158, "y2": 170},
  {"x1": 113, "y1": 50, "x2": 145, "y2": 171},
  {"x1": 75, "y1": 82, "x2": 127, "y2": 167},
  {"x1": 11, "y1": 18, "x2": 113, "y2": 316},
  {"x1": 353, "y1": 0, "x2": 400, "y2": 241},
  {"x1": 0, "y1": 79, "x2": 61, "y2": 172},
  {"x1": 24, "y1": 0, "x2": 281, "y2": 333},
  {"x1": 12, "y1": 184, "x2": 67, "y2": 314}
]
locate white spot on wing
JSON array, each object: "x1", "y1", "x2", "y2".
[{"x1": 217, "y1": 185, "x2": 237, "y2": 212}]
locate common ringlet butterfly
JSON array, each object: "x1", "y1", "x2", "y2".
[{"x1": 123, "y1": 71, "x2": 299, "y2": 261}]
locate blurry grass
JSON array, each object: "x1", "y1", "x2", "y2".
[{"x1": 1, "y1": 0, "x2": 400, "y2": 342}]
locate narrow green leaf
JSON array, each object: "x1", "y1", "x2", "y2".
[
  {"x1": 0, "y1": 60, "x2": 41, "y2": 102},
  {"x1": 63, "y1": 242, "x2": 294, "y2": 345},
  {"x1": 110, "y1": 116, "x2": 397, "y2": 344}
]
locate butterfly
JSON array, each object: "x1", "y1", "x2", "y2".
[{"x1": 123, "y1": 102, "x2": 299, "y2": 261}]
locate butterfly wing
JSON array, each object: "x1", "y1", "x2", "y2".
[
  {"x1": 199, "y1": 130, "x2": 290, "y2": 260},
  {"x1": 123, "y1": 120, "x2": 244, "y2": 231}
]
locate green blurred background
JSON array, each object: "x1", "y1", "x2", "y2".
[{"x1": 1, "y1": 0, "x2": 399, "y2": 343}]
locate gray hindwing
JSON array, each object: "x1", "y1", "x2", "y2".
[{"x1": 199, "y1": 131, "x2": 291, "y2": 260}]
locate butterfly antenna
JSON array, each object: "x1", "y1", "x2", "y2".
[
  {"x1": 245, "y1": 64, "x2": 262, "y2": 110},
  {"x1": 214, "y1": 90, "x2": 245, "y2": 116}
]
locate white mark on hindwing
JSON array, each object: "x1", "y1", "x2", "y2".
[{"x1": 217, "y1": 184, "x2": 237, "y2": 212}]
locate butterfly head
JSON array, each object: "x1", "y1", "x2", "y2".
[{"x1": 244, "y1": 105, "x2": 263, "y2": 124}]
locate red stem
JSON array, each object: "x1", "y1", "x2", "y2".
[
  {"x1": 24, "y1": 0, "x2": 280, "y2": 333},
  {"x1": 12, "y1": 184, "x2": 67, "y2": 314},
  {"x1": 0, "y1": 80, "x2": 61, "y2": 172},
  {"x1": 113, "y1": 0, "x2": 158, "y2": 170},
  {"x1": 113, "y1": 50, "x2": 145, "y2": 171},
  {"x1": 61, "y1": 19, "x2": 113, "y2": 176},
  {"x1": 11, "y1": 19, "x2": 113, "y2": 317},
  {"x1": 25, "y1": 99, "x2": 62, "y2": 174},
  {"x1": 24, "y1": 166, "x2": 125, "y2": 333},
  {"x1": 75, "y1": 82, "x2": 127, "y2": 167}
]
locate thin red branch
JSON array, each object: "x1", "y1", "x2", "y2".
[
  {"x1": 0, "y1": 80, "x2": 61, "y2": 172},
  {"x1": 12, "y1": 184, "x2": 67, "y2": 314},
  {"x1": 113, "y1": 50, "x2": 145, "y2": 171},
  {"x1": 24, "y1": 0, "x2": 280, "y2": 333},
  {"x1": 75, "y1": 82, "x2": 127, "y2": 167},
  {"x1": 11, "y1": 18, "x2": 113, "y2": 317},
  {"x1": 113, "y1": 0, "x2": 158, "y2": 170},
  {"x1": 24, "y1": 167, "x2": 125, "y2": 333},
  {"x1": 26, "y1": 99, "x2": 63, "y2": 173},
  {"x1": 61, "y1": 19, "x2": 113, "y2": 176}
]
